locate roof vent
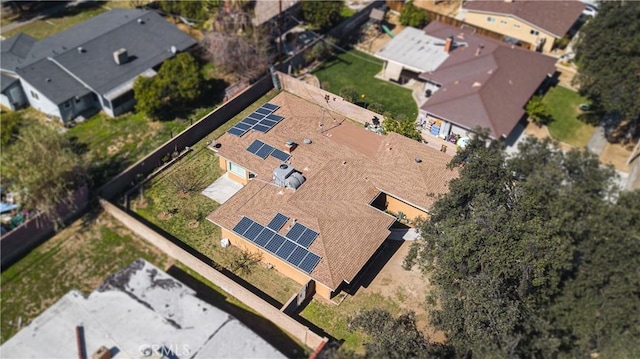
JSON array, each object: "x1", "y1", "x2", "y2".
[
  {"x1": 170, "y1": 46, "x2": 177, "y2": 54},
  {"x1": 137, "y1": 18, "x2": 144, "y2": 24},
  {"x1": 415, "y1": 157, "x2": 422, "y2": 163},
  {"x1": 113, "y1": 48, "x2": 128, "y2": 65},
  {"x1": 303, "y1": 138, "x2": 312, "y2": 144},
  {"x1": 45, "y1": 78, "x2": 51, "y2": 83},
  {"x1": 77, "y1": 47, "x2": 85, "y2": 54}
]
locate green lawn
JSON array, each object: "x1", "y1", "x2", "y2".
[
  {"x1": 313, "y1": 49, "x2": 418, "y2": 120},
  {"x1": 544, "y1": 86, "x2": 596, "y2": 147},
  {"x1": 3, "y1": 3, "x2": 108, "y2": 40},
  {"x1": 66, "y1": 111, "x2": 191, "y2": 187}
]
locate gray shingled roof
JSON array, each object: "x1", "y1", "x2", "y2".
[
  {"x1": 1, "y1": 73, "x2": 20, "y2": 93},
  {"x1": 419, "y1": 22, "x2": 557, "y2": 138},
  {"x1": 16, "y1": 58, "x2": 91, "y2": 104},
  {"x1": 2, "y1": 9, "x2": 196, "y2": 105},
  {"x1": 0, "y1": 33, "x2": 37, "y2": 72}
]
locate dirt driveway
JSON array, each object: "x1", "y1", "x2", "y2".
[{"x1": 355, "y1": 240, "x2": 445, "y2": 342}]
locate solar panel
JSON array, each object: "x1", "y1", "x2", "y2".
[
  {"x1": 276, "y1": 240, "x2": 296, "y2": 259},
  {"x1": 259, "y1": 119, "x2": 278, "y2": 128},
  {"x1": 246, "y1": 140, "x2": 264, "y2": 154},
  {"x1": 299, "y1": 252, "x2": 321, "y2": 273},
  {"x1": 255, "y1": 107, "x2": 271, "y2": 115},
  {"x1": 232, "y1": 217, "x2": 253, "y2": 236},
  {"x1": 253, "y1": 124, "x2": 271, "y2": 133},
  {"x1": 235, "y1": 122, "x2": 252, "y2": 130},
  {"x1": 266, "y1": 114, "x2": 284, "y2": 122},
  {"x1": 270, "y1": 149, "x2": 290, "y2": 162},
  {"x1": 242, "y1": 118, "x2": 259, "y2": 125},
  {"x1": 262, "y1": 103, "x2": 279, "y2": 111},
  {"x1": 286, "y1": 223, "x2": 306, "y2": 242},
  {"x1": 227, "y1": 127, "x2": 246, "y2": 136},
  {"x1": 267, "y1": 213, "x2": 289, "y2": 231},
  {"x1": 255, "y1": 229, "x2": 274, "y2": 247},
  {"x1": 297, "y1": 228, "x2": 318, "y2": 248},
  {"x1": 248, "y1": 112, "x2": 265, "y2": 120},
  {"x1": 288, "y1": 246, "x2": 308, "y2": 266},
  {"x1": 265, "y1": 234, "x2": 285, "y2": 253},
  {"x1": 255, "y1": 143, "x2": 274, "y2": 158},
  {"x1": 244, "y1": 222, "x2": 264, "y2": 241}
]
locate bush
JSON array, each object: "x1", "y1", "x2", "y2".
[
  {"x1": 339, "y1": 86, "x2": 359, "y2": 103},
  {"x1": 368, "y1": 102, "x2": 385, "y2": 114},
  {"x1": 399, "y1": 1, "x2": 429, "y2": 28}
]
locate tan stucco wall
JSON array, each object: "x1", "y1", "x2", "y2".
[
  {"x1": 221, "y1": 228, "x2": 337, "y2": 300},
  {"x1": 386, "y1": 196, "x2": 429, "y2": 224},
  {"x1": 463, "y1": 12, "x2": 556, "y2": 52}
]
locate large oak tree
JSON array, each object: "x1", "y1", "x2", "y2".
[
  {"x1": 405, "y1": 135, "x2": 640, "y2": 358},
  {"x1": 574, "y1": 1, "x2": 640, "y2": 137}
]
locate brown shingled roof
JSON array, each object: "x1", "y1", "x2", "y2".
[
  {"x1": 208, "y1": 91, "x2": 457, "y2": 290},
  {"x1": 419, "y1": 21, "x2": 557, "y2": 138},
  {"x1": 463, "y1": 0, "x2": 585, "y2": 37}
]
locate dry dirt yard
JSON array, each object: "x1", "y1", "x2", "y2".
[{"x1": 357, "y1": 240, "x2": 445, "y2": 342}]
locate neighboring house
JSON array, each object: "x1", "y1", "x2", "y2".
[
  {"x1": 459, "y1": 0, "x2": 585, "y2": 53},
  {"x1": 376, "y1": 22, "x2": 557, "y2": 141},
  {"x1": 0, "y1": 9, "x2": 196, "y2": 123},
  {"x1": 0, "y1": 259, "x2": 286, "y2": 358},
  {"x1": 207, "y1": 76, "x2": 457, "y2": 300}
]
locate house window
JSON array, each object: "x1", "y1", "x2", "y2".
[
  {"x1": 513, "y1": 24, "x2": 520, "y2": 28},
  {"x1": 500, "y1": 20, "x2": 508, "y2": 25},
  {"x1": 530, "y1": 29, "x2": 539, "y2": 35},
  {"x1": 30, "y1": 90, "x2": 39, "y2": 100},
  {"x1": 228, "y1": 161, "x2": 245, "y2": 177},
  {"x1": 487, "y1": 17, "x2": 496, "y2": 23},
  {"x1": 64, "y1": 102, "x2": 71, "y2": 108},
  {"x1": 75, "y1": 97, "x2": 81, "y2": 103},
  {"x1": 102, "y1": 97, "x2": 111, "y2": 109}
]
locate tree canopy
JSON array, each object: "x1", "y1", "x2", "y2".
[
  {"x1": 574, "y1": 1, "x2": 640, "y2": 134},
  {"x1": 382, "y1": 115, "x2": 422, "y2": 141},
  {"x1": 1, "y1": 121, "x2": 87, "y2": 226},
  {"x1": 404, "y1": 135, "x2": 640, "y2": 358},
  {"x1": 399, "y1": 1, "x2": 429, "y2": 29},
  {"x1": 134, "y1": 52, "x2": 202, "y2": 120},
  {"x1": 301, "y1": 1, "x2": 344, "y2": 31}
]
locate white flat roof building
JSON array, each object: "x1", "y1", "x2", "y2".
[
  {"x1": 0, "y1": 259, "x2": 286, "y2": 359},
  {"x1": 374, "y1": 27, "x2": 450, "y2": 81}
]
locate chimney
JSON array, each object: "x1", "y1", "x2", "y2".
[
  {"x1": 444, "y1": 36, "x2": 454, "y2": 53},
  {"x1": 113, "y1": 48, "x2": 128, "y2": 65}
]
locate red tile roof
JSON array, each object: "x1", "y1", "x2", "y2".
[
  {"x1": 463, "y1": 0, "x2": 585, "y2": 37},
  {"x1": 419, "y1": 21, "x2": 557, "y2": 138},
  {"x1": 208, "y1": 91, "x2": 458, "y2": 290}
]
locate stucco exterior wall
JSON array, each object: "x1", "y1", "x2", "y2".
[
  {"x1": 463, "y1": 12, "x2": 556, "y2": 52},
  {"x1": 386, "y1": 195, "x2": 429, "y2": 223},
  {"x1": 20, "y1": 78, "x2": 62, "y2": 119},
  {"x1": 221, "y1": 228, "x2": 336, "y2": 299}
]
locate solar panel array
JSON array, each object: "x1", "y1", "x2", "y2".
[
  {"x1": 232, "y1": 215, "x2": 321, "y2": 274},
  {"x1": 246, "y1": 140, "x2": 291, "y2": 162},
  {"x1": 227, "y1": 103, "x2": 284, "y2": 137},
  {"x1": 286, "y1": 222, "x2": 318, "y2": 248}
]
